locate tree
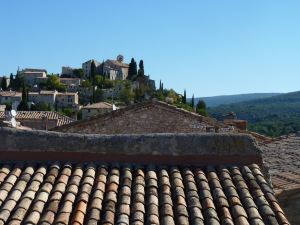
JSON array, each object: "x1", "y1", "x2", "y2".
[
  {"x1": 90, "y1": 60, "x2": 96, "y2": 103},
  {"x1": 183, "y1": 89, "x2": 187, "y2": 104},
  {"x1": 196, "y1": 100, "x2": 208, "y2": 116},
  {"x1": 128, "y1": 58, "x2": 137, "y2": 79},
  {"x1": 120, "y1": 82, "x2": 134, "y2": 105},
  {"x1": 46, "y1": 75, "x2": 66, "y2": 91},
  {"x1": 14, "y1": 73, "x2": 24, "y2": 91},
  {"x1": 31, "y1": 102, "x2": 51, "y2": 111},
  {"x1": 18, "y1": 85, "x2": 29, "y2": 111},
  {"x1": 94, "y1": 89, "x2": 104, "y2": 102},
  {"x1": 191, "y1": 94, "x2": 195, "y2": 108},
  {"x1": 159, "y1": 80, "x2": 162, "y2": 91},
  {"x1": 1, "y1": 77, "x2": 7, "y2": 91},
  {"x1": 73, "y1": 69, "x2": 84, "y2": 78},
  {"x1": 138, "y1": 60, "x2": 144, "y2": 77},
  {"x1": 9, "y1": 74, "x2": 14, "y2": 89}
]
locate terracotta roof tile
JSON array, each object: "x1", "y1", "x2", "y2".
[{"x1": 0, "y1": 162, "x2": 290, "y2": 225}]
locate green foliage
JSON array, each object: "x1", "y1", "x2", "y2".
[
  {"x1": 81, "y1": 80, "x2": 92, "y2": 88},
  {"x1": 175, "y1": 102, "x2": 194, "y2": 112},
  {"x1": 134, "y1": 83, "x2": 151, "y2": 102},
  {"x1": 90, "y1": 61, "x2": 97, "y2": 103},
  {"x1": 18, "y1": 86, "x2": 29, "y2": 111},
  {"x1": 196, "y1": 100, "x2": 208, "y2": 116},
  {"x1": 5, "y1": 102, "x2": 12, "y2": 111},
  {"x1": 191, "y1": 94, "x2": 195, "y2": 108},
  {"x1": 9, "y1": 74, "x2": 14, "y2": 89},
  {"x1": 128, "y1": 58, "x2": 137, "y2": 79},
  {"x1": 138, "y1": 60, "x2": 144, "y2": 77},
  {"x1": 13, "y1": 73, "x2": 25, "y2": 91},
  {"x1": 208, "y1": 91, "x2": 300, "y2": 137},
  {"x1": 166, "y1": 89, "x2": 180, "y2": 103},
  {"x1": 73, "y1": 69, "x2": 84, "y2": 78},
  {"x1": 120, "y1": 83, "x2": 134, "y2": 105},
  {"x1": 95, "y1": 75, "x2": 114, "y2": 89},
  {"x1": 94, "y1": 88, "x2": 104, "y2": 102},
  {"x1": 1, "y1": 77, "x2": 7, "y2": 91},
  {"x1": 61, "y1": 108, "x2": 74, "y2": 118},
  {"x1": 182, "y1": 89, "x2": 186, "y2": 104},
  {"x1": 46, "y1": 75, "x2": 66, "y2": 91},
  {"x1": 31, "y1": 102, "x2": 52, "y2": 111}
]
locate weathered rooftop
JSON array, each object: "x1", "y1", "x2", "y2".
[
  {"x1": 0, "y1": 111, "x2": 75, "y2": 127},
  {"x1": 0, "y1": 91, "x2": 21, "y2": 97},
  {"x1": 259, "y1": 134, "x2": 300, "y2": 194},
  {"x1": 82, "y1": 102, "x2": 113, "y2": 110},
  {"x1": 0, "y1": 128, "x2": 291, "y2": 225}
]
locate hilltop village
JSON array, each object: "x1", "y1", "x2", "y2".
[{"x1": 0, "y1": 56, "x2": 299, "y2": 224}]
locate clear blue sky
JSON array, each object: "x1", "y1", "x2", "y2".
[{"x1": 0, "y1": 1, "x2": 299, "y2": 97}]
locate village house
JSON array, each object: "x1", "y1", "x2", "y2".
[
  {"x1": 61, "y1": 66, "x2": 75, "y2": 77},
  {"x1": 53, "y1": 100, "x2": 233, "y2": 134},
  {"x1": 82, "y1": 55, "x2": 129, "y2": 80},
  {"x1": 18, "y1": 68, "x2": 47, "y2": 86},
  {"x1": 0, "y1": 128, "x2": 291, "y2": 225},
  {"x1": 0, "y1": 91, "x2": 22, "y2": 105},
  {"x1": 98, "y1": 55, "x2": 129, "y2": 80},
  {"x1": 0, "y1": 111, "x2": 74, "y2": 130},
  {"x1": 81, "y1": 102, "x2": 113, "y2": 119},
  {"x1": 55, "y1": 92, "x2": 79, "y2": 109},
  {"x1": 28, "y1": 91, "x2": 79, "y2": 109},
  {"x1": 28, "y1": 90, "x2": 57, "y2": 106}
]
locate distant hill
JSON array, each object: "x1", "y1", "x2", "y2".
[
  {"x1": 208, "y1": 91, "x2": 300, "y2": 137},
  {"x1": 190, "y1": 93, "x2": 282, "y2": 107}
]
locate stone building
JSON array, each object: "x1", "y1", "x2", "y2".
[
  {"x1": 81, "y1": 102, "x2": 113, "y2": 120},
  {"x1": 56, "y1": 92, "x2": 79, "y2": 109},
  {"x1": 82, "y1": 59, "x2": 101, "y2": 78},
  {"x1": 53, "y1": 101, "x2": 233, "y2": 134},
  {"x1": 0, "y1": 128, "x2": 291, "y2": 224},
  {"x1": 97, "y1": 55, "x2": 129, "y2": 80},
  {"x1": 28, "y1": 90, "x2": 57, "y2": 106},
  {"x1": 18, "y1": 68, "x2": 47, "y2": 86},
  {"x1": 0, "y1": 91, "x2": 22, "y2": 105}
]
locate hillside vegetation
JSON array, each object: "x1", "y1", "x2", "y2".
[
  {"x1": 192, "y1": 93, "x2": 281, "y2": 107},
  {"x1": 208, "y1": 91, "x2": 300, "y2": 137}
]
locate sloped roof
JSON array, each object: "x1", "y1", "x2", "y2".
[
  {"x1": 0, "y1": 111, "x2": 75, "y2": 127},
  {"x1": 0, "y1": 129, "x2": 290, "y2": 225},
  {"x1": 0, "y1": 91, "x2": 21, "y2": 97},
  {"x1": 105, "y1": 59, "x2": 129, "y2": 68},
  {"x1": 53, "y1": 101, "x2": 228, "y2": 132},
  {"x1": 259, "y1": 134, "x2": 300, "y2": 194},
  {"x1": 82, "y1": 102, "x2": 113, "y2": 109},
  {"x1": 0, "y1": 162, "x2": 290, "y2": 225}
]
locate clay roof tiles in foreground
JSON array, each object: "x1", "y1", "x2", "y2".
[
  {"x1": 0, "y1": 162, "x2": 290, "y2": 225},
  {"x1": 0, "y1": 128, "x2": 291, "y2": 225}
]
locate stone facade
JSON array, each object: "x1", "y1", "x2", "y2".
[{"x1": 53, "y1": 101, "x2": 233, "y2": 134}]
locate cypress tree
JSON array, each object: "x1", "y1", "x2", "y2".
[
  {"x1": 128, "y1": 58, "x2": 138, "y2": 79},
  {"x1": 18, "y1": 85, "x2": 29, "y2": 111},
  {"x1": 191, "y1": 94, "x2": 195, "y2": 108},
  {"x1": 91, "y1": 60, "x2": 96, "y2": 103},
  {"x1": 9, "y1": 73, "x2": 14, "y2": 89},
  {"x1": 183, "y1": 89, "x2": 186, "y2": 103},
  {"x1": 1, "y1": 77, "x2": 7, "y2": 91},
  {"x1": 138, "y1": 60, "x2": 144, "y2": 76}
]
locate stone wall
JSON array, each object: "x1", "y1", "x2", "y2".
[
  {"x1": 54, "y1": 101, "x2": 231, "y2": 134},
  {"x1": 0, "y1": 127, "x2": 262, "y2": 166}
]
